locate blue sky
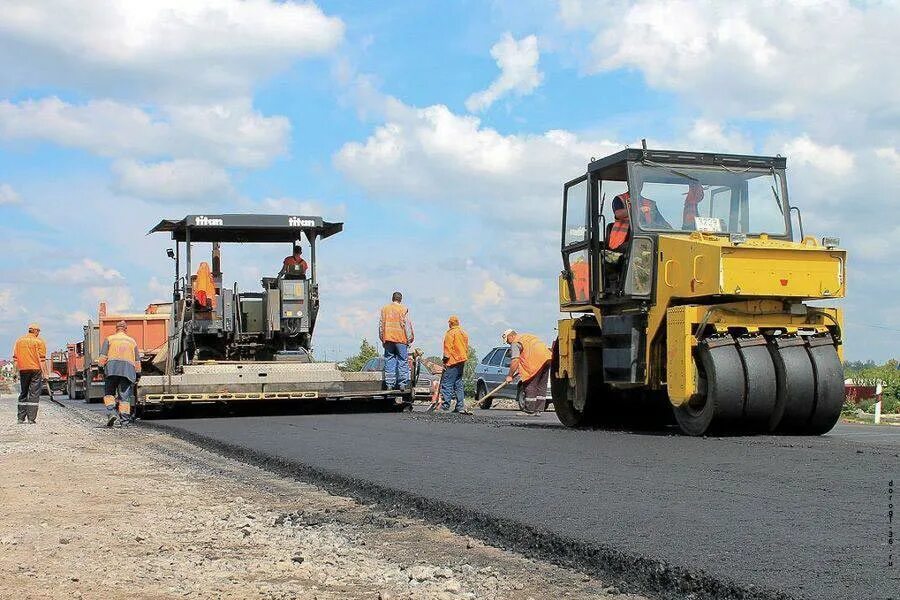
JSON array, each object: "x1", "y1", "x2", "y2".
[{"x1": 0, "y1": 0, "x2": 898, "y2": 363}]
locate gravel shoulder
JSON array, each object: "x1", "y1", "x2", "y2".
[{"x1": 0, "y1": 396, "x2": 643, "y2": 600}]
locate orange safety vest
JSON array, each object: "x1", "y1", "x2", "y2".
[
  {"x1": 571, "y1": 260, "x2": 589, "y2": 301},
  {"x1": 380, "y1": 303, "x2": 410, "y2": 344},
  {"x1": 608, "y1": 193, "x2": 653, "y2": 250},
  {"x1": 100, "y1": 332, "x2": 140, "y2": 369},
  {"x1": 515, "y1": 333, "x2": 551, "y2": 381},
  {"x1": 194, "y1": 261, "x2": 216, "y2": 309},
  {"x1": 681, "y1": 183, "x2": 704, "y2": 229},
  {"x1": 283, "y1": 255, "x2": 308, "y2": 272},
  {"x1": 13, "y1": 334, "x2": 47, "y2": 372},
  {"x1": 442, "y1": 325, "x2": 469, "y2": 366}
]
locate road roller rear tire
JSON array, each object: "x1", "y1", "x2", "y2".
[
  {"x1": 673, "y1": 339, "x2": 745, "y2": 436},
  {"x1": 736, "y1": 339, "x2": 778, "y2": 433},
  {"x1": 769, "y1": 338, "x2": 816, "y2": 433},
  {"x1": 804, "y1": 339, "x2": 844, "y2": 435}
]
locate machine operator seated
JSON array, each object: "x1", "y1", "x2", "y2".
[
  {"x1": 602, "y1": 182, "x2": 704, "y2": 291},
  {"x1": 280, "y1": 244, "x2": 308, "y2": 280}
]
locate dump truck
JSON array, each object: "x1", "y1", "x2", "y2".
[
  {"x1": 137, "y1": 214, "x2": 412, "y2": 415},
  {"x1": 45, "y1": 351, "x2": 68, "y2": 395},
  {"x1": 553, "y1": 147, "x2": 845, "y2": 436},
  {"x1": 67, "y1": 322, "x2": 102, "y2": 401}
]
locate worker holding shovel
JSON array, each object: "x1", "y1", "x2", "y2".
[
  {"x1": 12, "y1": 323, "x2": 48, "y2": 424},
  {"x1": 501, "y1": 329, "x2": 551, "y2": 416}
]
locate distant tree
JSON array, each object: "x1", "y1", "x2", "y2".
[
  {"x1": 843, "y1": 359, "x2": 900, "y2": 414},
  {"x1": 463, "y1": 345, "x2": 479, "y2": 397},
  {"x1": 342, "y1": 338, "x2": 379, "y2": 372}
]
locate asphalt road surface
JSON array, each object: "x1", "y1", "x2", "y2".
[{"x1": 63, "y1": 397, "x2": 900, "y2": 599}]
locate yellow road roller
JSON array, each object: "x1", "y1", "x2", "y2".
[{"x1": 553, "y1": 147, "x2": 845, "y2": 435}]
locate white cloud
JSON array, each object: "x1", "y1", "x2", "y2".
[
  {"x1": 684, "y1": 119, "x2": 753, "y2": 154},
  {"x1": 473, "y1": 278, "x2": 505, "y2": 308},
  {"x1": 335, "y1": 100, "x2": 621, "y2": 221},
  {"x1": 65, "y1": 311, "x2": 91, "y2": 327},
  {"x1": 0, "y1": 183, "x2": 21, "y2": 205},
  {"x1": 559, "y1": 1, "x2": 900, "y2": 144},
  {"x1": 83, "y1": 286, "x2": 134, "y2": 314},
  {"x1": 875, "y1": 147, "x2": 900, "y2": 170},
  {"x1": 0, "y1": 0, "x2": 344, "y2": 101},
  {"x1": 260, "y1": 197, "x2": 346, "y2": 220},
  {"x1": 0, "y1": 97, "x2": 289, "y2": 169},
  {"x1": 49, "y1": 259, "x2": 123, "y2": 285},
  {"x1": 465, "y1": 33, "x2": 543, "y2": 113},
  {"x1": 503, "y1": 273, "x2": 543, "y2": 295},
  {"x1": 112, "y1": 158, "x2": 233, "y2": 202},
  {"x1": 781, "y1": 136, "x2": 855, "y2": 176},
  {"x1": 0, "y1": 287, "x2": 15, "y2": 320}
]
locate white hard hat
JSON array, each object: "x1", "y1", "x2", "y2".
[{"x1": 501, "y1": 329, "x2": 515, "y2": 342}]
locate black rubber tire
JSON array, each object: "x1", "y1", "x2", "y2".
[
  {"x1": 804, "y1": 342, "x2": 844, "y2": 435},
  {"x1": 552, "y1": 375, "x2": 589, "y2": 427},
  {"x1": 737, "y1": 343, "x2": 778, "y2": 432},
  {"x1": 551, "y1": 343, "x2": 590, "y2": 428},
  {"x1": 515, "y1": 384, "x2": 526, "y2": 412},
  {"x1": 673, "y1": 341, "x2": 745, "y2": 436},
  {"x1": 475, "y1": 382, "x2": 492, "y2": 409},
  {"x1": 769, "y1": 342, "x2": 816, "y2": 433}
]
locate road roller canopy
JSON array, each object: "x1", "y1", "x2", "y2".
[
  {"x1": 573, "y1": 148, "x2": 792, "y2": 239},
  {"x1": 149, "y1": 214, "x2": 343, "y2": 243}
]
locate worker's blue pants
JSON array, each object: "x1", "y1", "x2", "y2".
[
  {"x1": 383, "y1": 342, "x2": 409, "y2": 389},
  {"x1": 440, "y1": 363, "x2": 465, "y2": 411}
]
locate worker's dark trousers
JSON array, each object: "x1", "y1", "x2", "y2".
[{"x1": 17, "y1": 370, "x2": 42, "y2": 422}]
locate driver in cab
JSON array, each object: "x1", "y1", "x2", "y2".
[
  {"x1": 607, "y1": 181, "x2": 705, "y2": 251},
  {"x1": 280, "y1": 243, "x2": 308, "y2": 279},
  {"x1": 607, "y1": 184, "x2": 672, "y2": 251}
]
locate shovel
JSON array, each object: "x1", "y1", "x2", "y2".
[
  {"x1": 475, "y1": 381, "x2": 510, "y2": 409},
  {"x1": 42, "y1": 375, "x2": 65, "y2": 407}
]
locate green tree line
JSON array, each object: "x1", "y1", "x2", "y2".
[{"x1": 844, "y1": 359, "x2": 899, "y2": 413}]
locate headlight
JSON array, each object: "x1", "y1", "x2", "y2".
[
  {"x1": 822, "y1": 236, "x2": 840, "y2": 249},
  {"x1": 626, "y1": 237, "x2": 653, "y2": 296},
  {"x1": 729, "y1": 232, "x2": 747, "y2": 245}
]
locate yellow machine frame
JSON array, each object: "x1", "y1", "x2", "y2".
[{"x1": 557, "y1": 226, "x2": 846, "y2": 409}]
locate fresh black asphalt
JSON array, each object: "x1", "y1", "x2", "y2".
[{"x1": 63, "y1": 397, "x2": 900, "y2": 599}]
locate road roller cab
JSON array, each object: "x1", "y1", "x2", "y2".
[{"x1": 554, "y1": 147, "x2": 846, "y2": 435}]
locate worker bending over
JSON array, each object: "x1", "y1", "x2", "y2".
[
  {"x1": 99, "y1": 320, "x2": 141, "y2": 428},
  {"x1": 441, "y1": 316, "x2": 470, "y2": 414},
  {"x1": 12, "y1": 323, "x2": 47, "y2": 424},
  {"x1": 379, "y1": 291, "x2": 414, "y2": 390},
  {"x1": 280, "y1": 243, "x2": 308, "y2": 279},
  {"x1": 413, "y1": 349, "x2": 444, "y2": 412},
  {"x1": 502, "y1": 329, "x2": 552, "y2": 416}
]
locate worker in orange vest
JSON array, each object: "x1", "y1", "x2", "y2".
[
  {"x1": 379, "y1": 291, "x2": 414, "y2": 390},
  {"x1": 607, "y1": 191, "x2": 672, "y2": 250},
  {"x1": 12, "y1": 323, "x2": 48, "y2": 424},
  {"x1": 280, "y1": 243, "x2": 308, "y2": 279},
  {"x1": 502, "y1": 329, "x2": 552, "y2": 416},
  {"x1": 99, "y1": 321, "x2": 141, "y2": 427},
  {"x1": 570, "y1": 256, "x2": 590, "y2": 302},
  {"x1": 440, "y1": 315, "x2": 470, "y2": 414}
]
